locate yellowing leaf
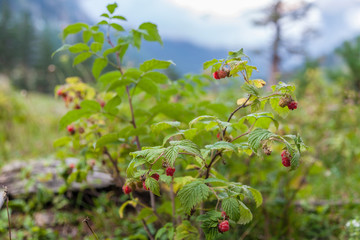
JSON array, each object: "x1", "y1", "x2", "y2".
[
  {"x1": 66, "y1": 77, "x2": 81, "y2": 84},
  {"x1": 173, "y1": 176, "x2": 195, "y2": 192},
  {"x1": 250, "y1": 79, "x2": 266, "y2": 88},
  {"x1": 237, "y1": 98, "x2": 248, "y2": 106},
  {"x1": 119, "y1": 200, "x2": 137, "y2": 218}
]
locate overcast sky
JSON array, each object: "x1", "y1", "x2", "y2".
[{"x1": 79, "y1": 0, "x2": 360, "y2": 55}]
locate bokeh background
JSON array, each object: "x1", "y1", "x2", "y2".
[{"x1": 1, "y1": 0, "x2": 360, "y2": 239}]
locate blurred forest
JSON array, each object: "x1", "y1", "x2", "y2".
[{"x1": 1, "y1": 0, "x2": 360, "y2": 239}]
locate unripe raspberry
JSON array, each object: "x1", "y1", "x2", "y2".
[
  {"x1": 287, "y1": 101, "x2": 298, "y2": 110},
  {"x1": 217, "y1": 70, "x2": 229, "y2": 79},
  {"x1": 143, "y1": 181, "x2": 149, "y2": 190},
  {"x1": 98, "y1": 100, "x2": 106, "y2": 108},
  {"x1": 166, "y1": 167, "x2": 176, "y2": 176},
  {"x1": 69, "y1": 163, "x2": 75, "y2": 169},
  {"x1": 213, "y1": 71, "x2": 220, "y2": 80},
  {"x1": 74, "y1": 104, "x2": 81, "y2": 109},
  {"x1": 67, "y1": 125, "x2": 75, "y2": 135},
  {"x1": 151, "y1": 173, "x2": 160, "y2": 181},
  {"x1": 263, "y1": 145, "x2": 272, "y2": 155},
  {"x1": 122, "y1": 185, "x2": 132, "y2": 194},
  {"x1": 279, "y1": 96, "x2": 292, "y2": 108},
  {"x1": 218, "y1": 220, "x2": 230, "y2": 233},
  {"x1": 78, "y1": 127, "x2": 85, "y2": 134}
]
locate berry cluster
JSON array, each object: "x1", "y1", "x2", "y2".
[
  {"x1": 281, "y1": 150, "x2": 291, "y2": 167},
  {"x1": 213, "y1": 70, "x2": 229, "y2": 80},
  {"x1": 218, "y1": 220, "x2": 230, "y2": 233},
  {"x1": 166, "y1": 167, "x2": 176, "y2": 176},
  {"x1": 287, "y1": 100, "x2": 298, "y2": 110}
]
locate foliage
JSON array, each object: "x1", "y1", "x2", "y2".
[{"x1": 50, "y1": 3, "x2": 306, "y2": 239}]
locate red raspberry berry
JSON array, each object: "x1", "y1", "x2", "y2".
[
  {"x1": 213, "y1": 71, "x2": 220, "y2": 80},
  {"x1": 74, "y1": 104, "x2": 81, "y2": 109},
  {"x1": 218, "y1": 220, "x2": 230, "y2": 233},
  {"x1": 287, "y1": 101, "x2": 298, "y2": 110},
  {"x1": 69, "y1": 163, "x2": 75, "y2": 169},
  {"x1": 166, "y1": 167, "x2": 176, "y2": 176},
  {"x1": 143, "y1": 181, "x2": 149, "y2": 190},
  {"x1": 98, "y1": 100, "x2": 105, "y2": 108},
  {"x1": 221, "y1": 211, "x2": 227, "y2": 218},
  {"x1": 151, "y1": 173, "x2": 160, "y2": 181},
  {"x1": 281, "y1": 150, "x2": 291, "y2": 167},
  {"x1": 217, "y1": 70, "x2": 229, "y2": 79},
  {"x1": 122, "y1": 185, "x2": 132, "y2": 194},
  {"x1": 282, "y1": 158, "x2": 291, "y2": 167},
  {"x1": 67, "y1": 125, "x2": 75, "y2": 134}
]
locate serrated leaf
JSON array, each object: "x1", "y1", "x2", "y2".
[
  {"x1": 110, "y1": 23, "x2": 125, "y2": 31},
  {"x1": 248, "y1": 128, "x2": 277, "y2": 152},
  {"x1": 113, "y1": 15, "x2": 127, "y2": 21},
  {"x1": 164, "y1": 146, "x2": 179, "y2": 166},
  {"x1": 63, "y1": 22, "x2": 88, "y2": 40},
  {"x1": 170, "y1": 140, "x2": 202, "y2": 158},
  {"x1": 107, "y1": 3, "x2": 118, "y2": 14},
  {"x1": 73, "y1": 52, "x2": 92, "y2": 66},
  {"x1": 238, "y1": 201, "x2": 253, "y2": 224},
  {"x1": 177, "y1": 181, "x2": 210, "y2": 213},
  {"x1": 248, "y1": 187, "x2": 263, "y2": 208},
  {"x1": 145, "y1": 177, "x2": 160, "y2": 196},
  {"x1": 203, "y1": 59, "x2": 218, "y2": 70},
  {"x1": 151, "y1": 121, "x2": 181, "y2": 133},
  {"x1": 175, "y1": 221, "x2": 199, "y2": 240},
  {"x1": 69, "y1": 43, "x2": 89, "y2": 53},
  {"x1": 142, "y1": 71, "x2": 169, "y2": 84},
  {"x1": 189, "y1": 115, "x2": 218, "y2": 128},
  {"x1": 59, "y1": 109, "x2": 92, "y2": 129},
  {"x1": 222, "y1": 198, "x2": 240, "y2": 222},
  {"x1": 137, "y1": 77, "x2": 160, "y2": 98},
  {"x1": 242, "y1": 83, "x2": 260, "y2": 96},
  {"x1": 98, "y1": 71, "x2": 122, "y2": 85},
  {"x1": 139, "y1": 22, "x2": 163, "y2": 45},
  {"x1": 228, "y1": 48, "x2": 249, "y2": 60},
  {"x1": 51, "y1": 44, "x2": 71, "y2": 58},
  {"x1": 90, "y1": 42, "x2": 102, "y2": 52},
  {"x1": 103, "y1": 95, "x2": 121, "y2": 114},
  {"x1": 140, "y1": 59, "x2": 174, "y2": 72},
  {"x1": 92, "y1": 58, "x2": 108, "y2": 79},
  {"x1": 80, "y1": 100, "x2": 101, "y2": 112},
  {"x1": 82, "y1": 30, "x2": 92, "y2": 43},
  {"x1": 205, "y1": 141, "x2": 237, "y2": 152},
  {"x1": 93, "y1": 32, "x2": 104, "y2": 43}
]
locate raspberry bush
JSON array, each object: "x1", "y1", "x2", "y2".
[{"x1": 53, "y1": 3, "x2": 306, "y2": 239}]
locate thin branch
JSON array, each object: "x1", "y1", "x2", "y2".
[
  {"x1": 142, "y1": 219, "x2": 155, "y2": 240},
  {"x1": 83, "y1": 217, "x2": 99, "y2": 240},
  {"x1": 223, "y1": 95, "x2": 251, "y2": 137},
  {"x1": 209, "y1": 187, "x2": 220, "y2": 210},
  {"x1": 103, "y1": 148, "x2": 122, "y2": 185},
  {"x1": 231, "y1": 121, "x2": 256, "y2": 143}
]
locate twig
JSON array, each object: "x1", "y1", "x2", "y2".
[
  {"x1": 83, "y1": 217, "x2": 100, "y2": 240},
  {"x1": 209, "y1": 187, "x2": 220, "y2": 210},
  {"x1": 103, "y1": 148, "x2": 123, "y2": 185},
  {"x1": 141, "y1": 219, "x2": 154, "y2": 240}
]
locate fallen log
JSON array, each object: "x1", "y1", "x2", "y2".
[{"x1": 0, "y1": 158, "x2": 114, "y2": 196}]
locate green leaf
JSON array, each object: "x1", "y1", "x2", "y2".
[
  {"x1": 142, "y1": 71, "x2": 169, "y2": 84},
  {"x1": 73, "y1": 52, "x2": 92, "y2": 66},
  {"x1": 59, "y1": 109, "x2": 92, "y2": 129},
  {"x1": 203, "y1": 59, "x2": 218, "y2": 70},
  {"x1": 197, "y1": 211, "x2": 222, "y2": 240},
  {"x1": 119, "y1": 200, "x2": 137, "y2": 218},
  {"x1": 107, "y1": 3, "x2": 118, "y2": 14},
  {"x1": 113, "y1": 15, "x2": 127, "y2": 21},
  {"x1": 272, "y1": 81, "x2": 296, "y2": 93},
  {"x1": 228, "y1": 48, "x2": 249, "y2": 60},
  {"x1": 51, "y1": 44, "x2": 71, "y2": 58},
  {"x1": 131, "y1": 29, "x2": 142, "y2": 50},
  {"x1": 110, "y1": 23, "x2": 125, "y2": 31},
  {"x1": 270, "y1": 97, "x2": 290, "y2": 118},
  {"x1": 80, "y1": 100, "x2": 101, "y2": 112},
  {"x1": 139, "y1": 22, "x2": 163, "y2": 45},
  {"x1": 140, "y1": 59, "x2": 174, "y2": 72},
  {"x1": 289, "y1": 148, "x2": 301, "y2": 170},
  {"x1": 248, "y1": 128, "x2": 277, "y2": 152},
  {"x1": 92, "y1": 58, "x2": 108, "y2": 79},
  {"x1": 170, "y1": 140, "x2": 202, "y2": 158},
  {"x1": 163, "y1": 146, "x2": 179, "y2": 166},
  {"x1": 248, "y1": 187, "x2": 263, "y2": 208},
  {"x1": 63, "y1": 23, "x2": 88, "y2": 40},
  {"x1": 242, "y1": 83, "x2": 260, "y2": 96},
  {"x1": 145, "y1": 177, "x2": 160, "y2": 196},
  {"x1": 175, "y1": 221, "x2": 199, "y2": 240},
  {"x1": 82, "y1": 30, "x2": 92, "y2": 43},
  {"x1": 205, "y1": 141, "x2": 237, "y2": 152},
  {"x1": 151, "y1": 121, "x2": 181, "y2": 133},
  {"x1": 137, "y1": 77, "x2": 160, "y2": 98},
  {"x1": 95, "y1": 133, "x2": 123, "y2": 148},
  {"x1": 103, "y1": 96, "x2": 121, "y2": 114},
  {"x1": 69, "y1": 43, "x2": 89, "y2": 53},
  {"x1": 90, "y1": 42, "x2": 102, "y2": 52},
  {"x1": 177, "y1": 181, "x2": 210, "y2": 213},
  {"x1": 101, "y1": 13, "x2": 110, "y2": 18},
  {"x1": 222, "y1": 198, "x2": 240, "y2": 222},
  {"x1": 93, "y1": 32, "x2": 105, "y2": 43},
  {"x1": 189, "y1": 115, "x2": 218, "y2": 128},
  {"x1": 53, "y1": 136, "x2": 72, "y2": 148},
  {"x1": 98, "y1": 71, "x2": 122, "y2": 85},
  {"x1": 238, "y1": 201, "x2": 253, "y2": 224}
]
